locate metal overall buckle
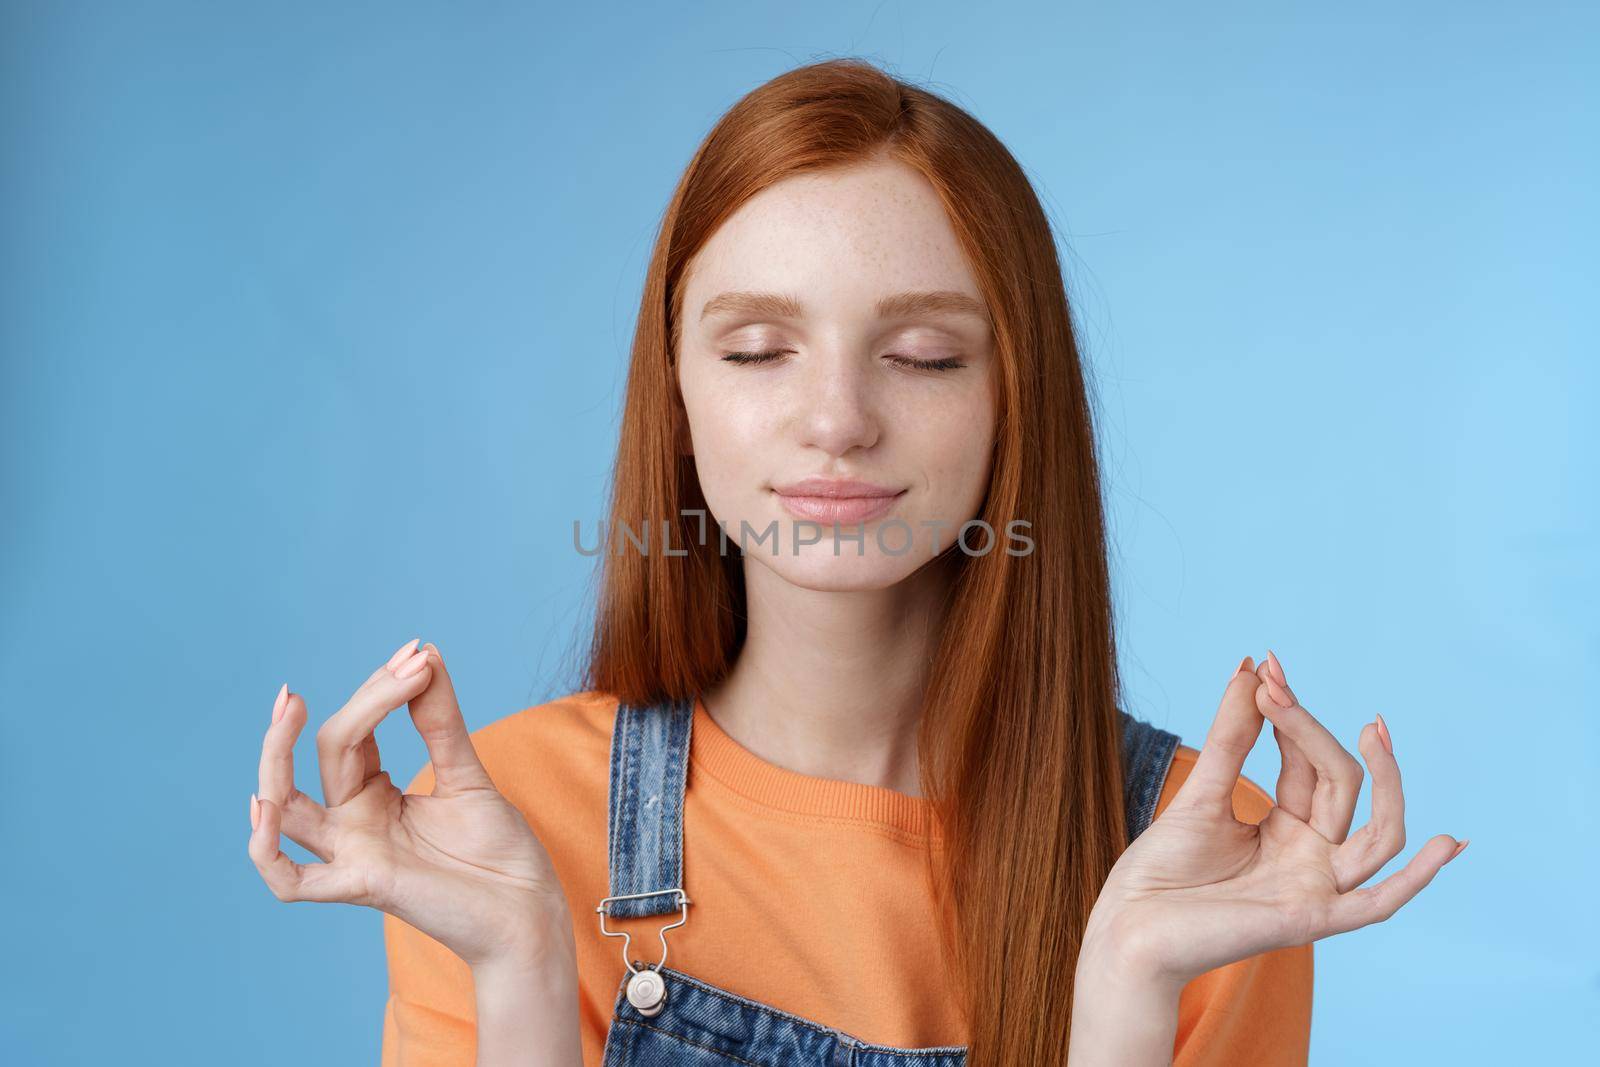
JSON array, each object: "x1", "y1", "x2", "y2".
[{"x1": 595, "y1": 887, "x2": 690, "y2": 1017}]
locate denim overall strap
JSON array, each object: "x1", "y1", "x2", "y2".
[
  {"x1": 598, "y1": 698, "x2": 1181, "y2": 1067},
  {"x1": 599, "y1": 699, "x2": 1176, "y2": 912},
  {"x1": 602, "y1": 695, "x2": 695, "y2": 920},
  {"x1": 1117, "y1": 709, "x2": 1182, "y2": 843}
]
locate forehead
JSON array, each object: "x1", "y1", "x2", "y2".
[{"x1": 683, "y1": 157, "x2": 981, "y2": 304}]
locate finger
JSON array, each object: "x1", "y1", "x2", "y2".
[
  {"x1": 248, "y1": 795, "x2": 362, "y2": 903},
  {"x1": 257, "y1": 685, "x2": 335, "y2": 858},
  {"x1": 1321, "y1": 833, "x2": 1465, "y2": 937},
  {"x1": 318, "y1": 640, "x2": 436, "y2": 807},
  {"x1": 1258, "y1": 662, "x2": 1315, "y2": 821},
  {"x1": 386, "y1": 636, "x2": 421, "y2": 671},
  {"x1": 1253, "y1": 683, "x2": 1363, "y2": 843},
  {"x1": 406, "y1": 643, "x2": 493, "y2": 796},
  {"x1": 1167, "y1": 658, "x2": 1266, "y2": 816},
  {"x1": 1332, "y1": 719, "x2": 1406, "y2": 891},
  {"x1": 1253, "y1": 655, "x2": 1364, "y2": 843},
  {"x1": 1272, "y1": 722, "x2": 1317, "y2": 822}
]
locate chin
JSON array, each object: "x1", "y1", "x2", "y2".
[{"x1": 759, "y1": 550, "x2": 921, "y2": 592}]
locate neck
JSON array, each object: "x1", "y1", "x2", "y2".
[{"x1": 702, "y1": 555, "x2": 959, "y2": 798}]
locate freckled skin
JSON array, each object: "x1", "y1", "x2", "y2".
[{"x1": 676, "y1": 155, "x2": 998, "y2": 591}]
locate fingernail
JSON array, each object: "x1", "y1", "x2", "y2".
[
  {"x1": 1266, "y1": 649, "x2": 1289, "y2": 689},
  {"x1": 1264, "y1": 674, "x2": 1295, "y2": 709},
  {"x1": 395, "y1": 649, "x2": 429, "y2": 679},
  {"x1": 1444, "y1": 838, "x2": 1470, "y2": 864},
  {"x1": 1263, "y1": 650, "x2": 1295, "y2": 707},
  {"x1": 1233, "y1": 655, "x2": 1254, "y2": 681},
  {"x1": 250, "y1": 792, "x2": 260, "y2": 831},
  {"x1": 1374, "y1": 712, "x2": 1393, "y2": 755},
  {"x1": 272, "y1": 682, "x2": 289, "y2": 724},
  {"x1": 387, "y1": 637, "x2": 421, "y2": 671}
]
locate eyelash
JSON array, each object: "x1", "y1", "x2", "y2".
[{"x1": 721, "y1": 349, "x2": 966, "y2": 371}]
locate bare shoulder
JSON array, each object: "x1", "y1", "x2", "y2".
[{"x1": 1153, "y1": 743, "x2": 1276, "y2": 825}]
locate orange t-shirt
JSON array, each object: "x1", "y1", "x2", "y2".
[{"x1": 380, "y1": 691, "x2": 1313, "y2": 1065}]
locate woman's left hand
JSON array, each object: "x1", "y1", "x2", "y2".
[{"x1": 1081, "y1": 650, "x2": 1468, "y2": 989}]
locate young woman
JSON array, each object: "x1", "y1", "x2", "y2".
[{"x1": 247, "y1": 59, "x2": 1467, "y2": 1067}]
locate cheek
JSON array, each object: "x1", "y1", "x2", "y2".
[
  {"x1": 680, "y1": 379, "x2": 772, "y2": 498},
  {"x1": 926, "y1": 437, "x2": 992, "y2": 511},
  {"x1": 904, "y1": 386, "x2": 996, "y2": 498},
  {"x1": 687, "y1": 389, "x2": 770, "y2": 454}
]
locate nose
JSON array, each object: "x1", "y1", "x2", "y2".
[{"x1": 794, "y1": 351, "x2": 880, "y2": 458}]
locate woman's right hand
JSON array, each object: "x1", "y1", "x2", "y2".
[{"x1": 247, "y1": 638, "x2": 574, "y2": 971}]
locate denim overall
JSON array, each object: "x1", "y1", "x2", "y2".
[{"x1": 595, "y1": 695, "x2": 1181, "y2": 1066}]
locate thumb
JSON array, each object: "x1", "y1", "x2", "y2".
[
  {"x1": 407, "y1": 643, "x2": 494, "y2": 795},
  {"x1": 1168, "y1": 656, "x2": 1266, "y2": 817}
]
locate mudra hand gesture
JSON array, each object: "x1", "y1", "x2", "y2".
[
  {"x1": 1083, "y1": 650, "x2": 1467, "y2": 988},
  {"x1": 246, "y1": 639, "x2": 574, "y2": 970}
]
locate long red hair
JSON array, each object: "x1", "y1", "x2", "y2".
[{"x1": 583, "y1": 57, "x2": 1131, "y2": 1065}]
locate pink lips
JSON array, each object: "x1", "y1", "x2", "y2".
[{"x1": 771, "y1": 477, "x2": 905, "y2": 524}]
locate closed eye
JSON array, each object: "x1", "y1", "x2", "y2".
[
  {"x1": 720, "y1": 350, "x2": 966, "y2": 371},
  {"x1": 721, "y1": 349, "x2": 790, "y2": 365},
  {"x1": 885, "y1": 353, "x2": 965, "y2": 371}
]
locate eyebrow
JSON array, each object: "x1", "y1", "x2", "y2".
[{"x1": 699, "y1": 289, "x2": 990, "y2": 324}]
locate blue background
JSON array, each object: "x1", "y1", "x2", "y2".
[{"x1": 3, "y1": 1, "x2": 1594, "y2": 1062}]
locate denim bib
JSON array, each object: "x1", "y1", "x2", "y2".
[{"x1": 595, "y1": 695, "x2": 1180, "y2": 1066}]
